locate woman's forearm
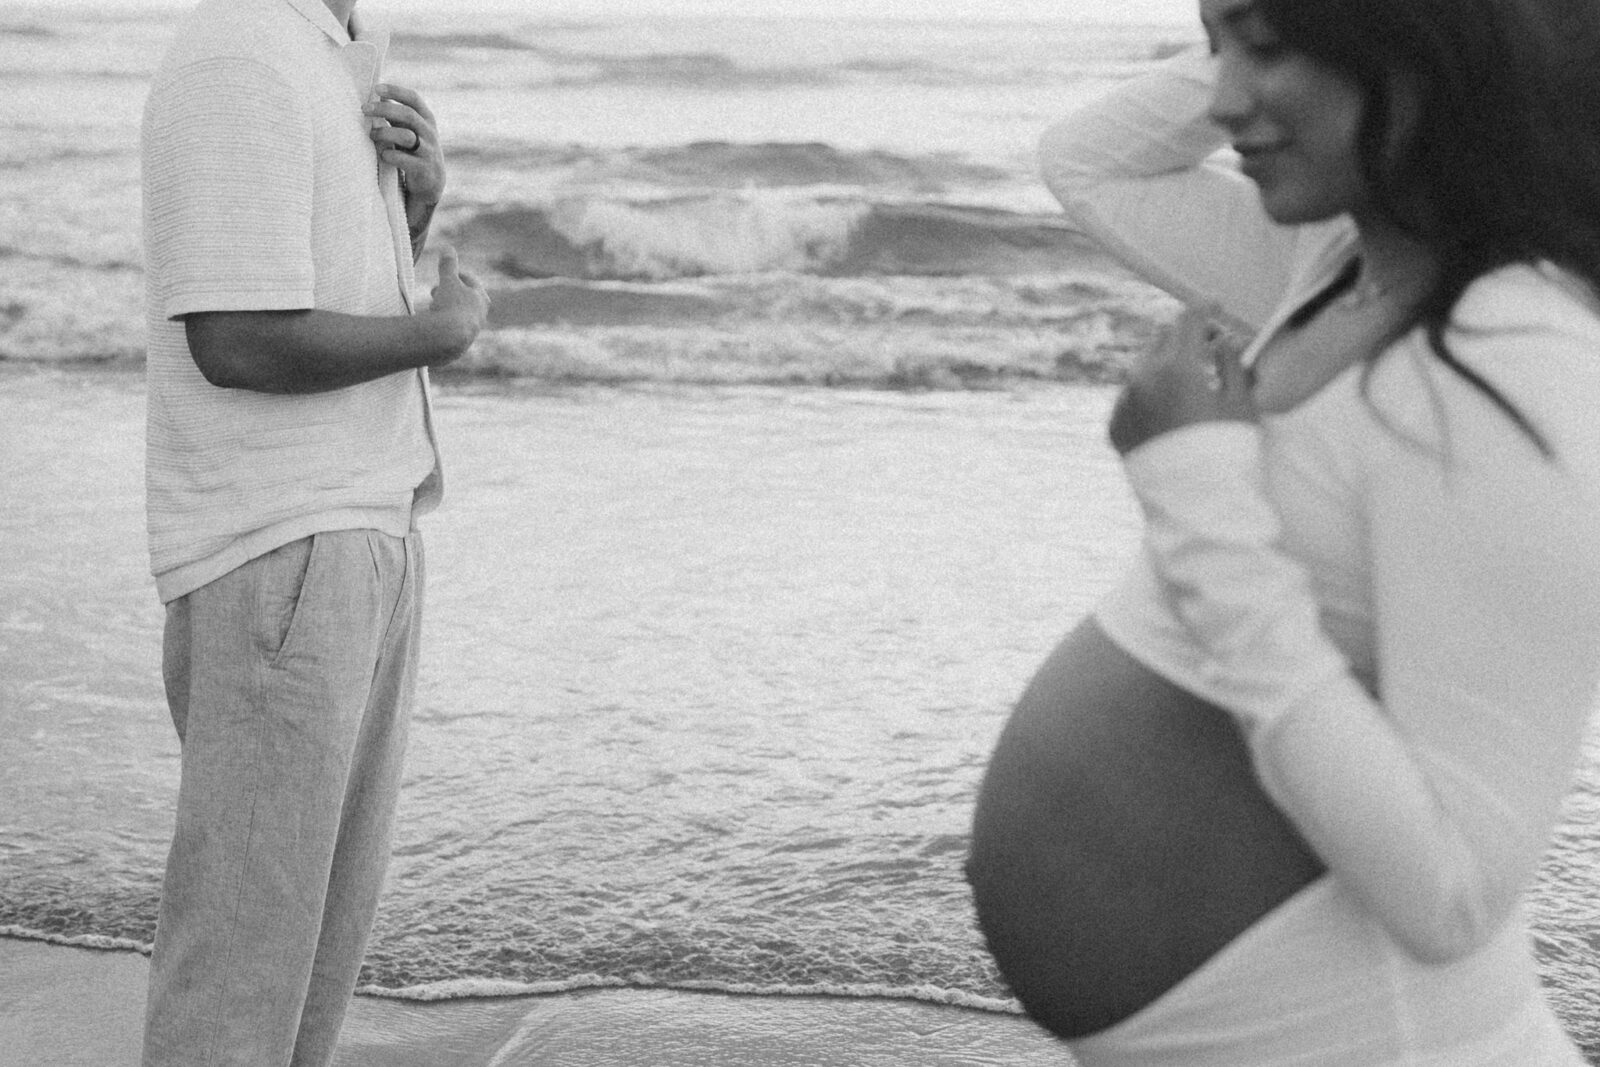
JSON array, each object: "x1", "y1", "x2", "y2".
[
  {"x1": 1122, "y1": 390, "x2": 1600, "y2": 963},
  {"x1": 1040, "y1": 49, "x2": 1298, "y2": 332}
]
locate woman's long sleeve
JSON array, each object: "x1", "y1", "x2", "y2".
[
  {"x1": 1122, "y1": 309, "x2": 1600, "y2": 962},
  {"x1": 1038, "y1": 49, "x2": 1307, "y2": 335}
]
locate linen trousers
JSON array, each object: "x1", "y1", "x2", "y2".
[{"x1": 142, "y1": 529, "x2": 423, "y2": 1067}]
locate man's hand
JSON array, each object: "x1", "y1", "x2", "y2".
[
  {"x1": 364, "y1": 83, "x2": 445, "y2": 206},
  {"x1": 429, "y1": 244, "x2": 491, "y2": 343},
  {"x1": 1108, "y1": 305, "x2": 1255, "y2": 456}
]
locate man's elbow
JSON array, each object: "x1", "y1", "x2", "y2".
[{"x1": 182, "y1": 313, "x2": 275, "y2": 390}]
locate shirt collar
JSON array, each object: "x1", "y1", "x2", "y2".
[
  {"x1": 280, "y1": 0, "x2": 391, "y2": 95},
  {"x1": 281, "y1": 0, "x2": 391, "y2": 58}
]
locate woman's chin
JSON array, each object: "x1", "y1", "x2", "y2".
[{"x1": 1255, "y1": 184, "x2": 1350, "y2": 227}]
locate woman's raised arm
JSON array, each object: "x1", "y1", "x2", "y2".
[{"x1": 1040, "y1": 49, "x2": 1312, "y2": 337}]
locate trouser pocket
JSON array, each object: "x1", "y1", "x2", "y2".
[{"x1": 256, "y1": 534, "x2": 318, "y2": 665}]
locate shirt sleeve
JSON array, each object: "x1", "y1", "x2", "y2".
[
  {"x1": 143, "y1": 56, "x2": 316, "y2": 318},
  {"x1": 1121, "y1": 317, "x2": 1600, "y2": 963},
  {"x1": 1038, "y1": 48, "x2": 1301, "y2": 336}
]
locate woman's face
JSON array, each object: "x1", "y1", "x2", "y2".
[{"x1": 1200, "y1": 0, "x2": 1371, "y2": 225}]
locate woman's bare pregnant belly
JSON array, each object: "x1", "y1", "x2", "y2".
[{"x1": 967, "y1": 618, "x2": 1324, "y2": 1037}]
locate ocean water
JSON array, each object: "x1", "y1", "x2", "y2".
[
  {"x1": 3, "y1": 6, "x2": 1600, "y2": 1062},
  {"x1": 0, "y1": 367, "x2": 1136, "y2": 1005},
  {"x1": 1, "y1": 6, "x2": 1188, "y2": 380}
]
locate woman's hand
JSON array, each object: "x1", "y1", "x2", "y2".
[{"x1": 1108, "y1": 304, "x2": 1255, "y2": 455}]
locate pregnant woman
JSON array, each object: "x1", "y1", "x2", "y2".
[{"x1": 967, "y1": 0, "x2": 1600, "y2": 1063}]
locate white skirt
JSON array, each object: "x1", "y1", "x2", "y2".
[{"x1": 1067, "y1": 876, "x2": 1585, "y2": 1067}]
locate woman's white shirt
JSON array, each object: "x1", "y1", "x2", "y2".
[{"x1": 1043, "y1": 50, "x2": 1600, "y2": 964}]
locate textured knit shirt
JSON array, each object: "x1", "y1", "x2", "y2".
[{"x1": 141, "y1": 0, "x2": 441, "y2": 603}]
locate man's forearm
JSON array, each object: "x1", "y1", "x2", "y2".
[{"x1": 184, "y1": 306, "x2": 476, "y2": 394}]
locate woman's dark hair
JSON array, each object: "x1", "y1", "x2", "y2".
[{"x1": 1262, "y1": 0, "x2": 1600, "y2": 454}]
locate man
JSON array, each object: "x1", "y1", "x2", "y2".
[{"x1": 138, "y1": 0, "x2": 489, "y2": 1061}]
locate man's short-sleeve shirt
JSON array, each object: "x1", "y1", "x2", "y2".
[{"x1": 141, "y1": 0, "x2": 442, "y2": 603}]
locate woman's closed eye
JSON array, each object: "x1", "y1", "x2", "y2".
[{"x1": 1207, "y1": 2, "x2": 1291, "y2": 62}]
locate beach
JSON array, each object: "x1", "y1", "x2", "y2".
[
  {"x1": 7, "y1": 365, "x2": 1600, "y2": 1064},
  {"x1": 0, "y1": 940, "x2": 1070, "y2": 1067},
  {"x1": 2, "y1": 367, "x2": 1135, "y2": 1064},
  {"x1": 5, "y1": 5, "x2": 1600, "y2": 1062}
]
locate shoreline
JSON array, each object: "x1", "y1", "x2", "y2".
[
  {"x1": 0, "y1": 350, "x2": 1133, "y2": 390},
  {"x1": 0, "y1": 938, "x2": 1072, "y2": 1066}
]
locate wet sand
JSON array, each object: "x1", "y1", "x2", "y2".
[{"x1": 0, "y1": 938, "x2": 1072, "y2": 1066}]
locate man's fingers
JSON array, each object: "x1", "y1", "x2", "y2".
[
  {"x1": 364, "y1": 100, "x2": 429, "y2": 140},
  {"x1": 371, "y1": 125, "x2": 420, "y2": 152},
  {"x1": 364, "y1": 101, "x2": 436, "y2": 159},
  {"x1": 436, "y1": 245, "x2": 459, "y2": 279},
  {"x1": 376, "y1": 83, "x2": 436, "y2": 123},
  {"x1": 365, "y1": 99, "x2": 418, "y2": 124}
]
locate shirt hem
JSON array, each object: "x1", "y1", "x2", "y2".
[{"x1": 154, "y1": 505, "x2": 413, "y2": 603}]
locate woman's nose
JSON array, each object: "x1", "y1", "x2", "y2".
[{"x1": 1207, "y1": 54, "x2": 1253, "y2": 134}]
